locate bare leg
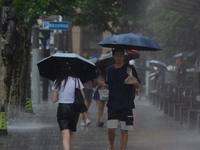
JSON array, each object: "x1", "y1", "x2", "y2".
[
  {"x1": 108, "y1": 128, "x2": 115, "y2": 150},
  {"x1": 120, "y1": 130, "x2": 128, "y2": 150},
  {"x1": 62, "y1": 129, "x2": 70, "y2": 150},
  {"x1": 69, "y1": 131, "x2": 74, "y2": 150},
  {"x1": 97, "y1": 100, "x2": 106, "y2": 122},
  {"x1": 82, "y1": 100, "x2": 92, "y2": 120}
]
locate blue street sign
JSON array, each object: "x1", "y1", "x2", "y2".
[
  {"x1": 90, "y1": 53, "x2": 99, "y2": 58},
  {"x1": 40, "y1": 21, "x2": 69, "y2": 30}
]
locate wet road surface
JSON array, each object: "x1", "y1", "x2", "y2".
[{"x1": 0, "y1": 92, "x2": 200, "y2": 150}]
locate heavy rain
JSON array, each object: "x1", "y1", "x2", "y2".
[{"x1": 0, "y1": 0, "x2": 200, "y2": 150}]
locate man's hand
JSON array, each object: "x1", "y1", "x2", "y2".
[
  {"x1": 98, "y1": 80, "x2": 106, "y2": 87},
  {"x1": 126, "y1": 67, "x2": 132, "y2": 76}
]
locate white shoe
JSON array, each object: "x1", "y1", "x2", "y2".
[
  {"x1": 80, "y1": 120, "x2": 86, "y2": 126},
  {"x1": 86, "y1": 119, "x2": 91, "y2": 125}
]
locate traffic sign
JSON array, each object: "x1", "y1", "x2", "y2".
[{"x1": 40, "y1": 21, "x2": 69, "y2": 30}]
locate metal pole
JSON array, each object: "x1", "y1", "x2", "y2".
[
  {"x1": 146, "y1": 53, "x2": 150, "y2": 98},
  {"x1": 40, "y1": 30, "x2": 50, "y2": 101},
  {"x1": 63, "y1": 16, "x2": 66, "y2": 53},
  {"x1": 31, "y1": 27, "x2": 40, "y2": 103}
]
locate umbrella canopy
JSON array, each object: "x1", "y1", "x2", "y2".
[
  {"x1": 149, "y1": 60, "x2": 167, "y2": 68},
  {"x1": 188, "y1": 50, "x2": 200, "y2": 58},
  {"x1": 95, "y1": 50, "x2": 139, "y2": 67},
  {"x1": 89, "y1": 57, "x2": 98, "y2": 64},
  {"x1": 98, "y1": 33, "x2": 162, "y2": 51},
  {"x1": 174, "y1": 52, "x2": 188, "y2": 58},
  {"x1": 37, "y1": 53, "x2": 97, "y2": 83}
]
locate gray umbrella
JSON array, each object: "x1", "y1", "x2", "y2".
[
  {"x1": 149, "y1": 60, "x2": 167, "y2": 68},
  {"x1": 174, "y1": 52, "x2": 188, "y2": 58},
  {"x1": 98, "y1": 33, "x2": 162, "y2": 51},
  {"x1": 188, "y1": 50, "x2": 200, "y2": 58},
  {"x1": 89, "y1": 57, "x2": 98, "y2": 64}
]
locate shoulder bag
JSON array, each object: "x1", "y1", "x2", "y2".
[{"x1": 74, "y1": 78, "x2": 88, "y2": 113}]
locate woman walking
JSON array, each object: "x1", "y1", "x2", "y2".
[
  {"x1": 80, "y1": 80, "x2": 95, "y2": 126},
  {"x1": 93, "y1": 66, "x2": 108, "y2": 127},
  {"x1": 52, "y1": 63, "x2": 84, "y2": 150}
]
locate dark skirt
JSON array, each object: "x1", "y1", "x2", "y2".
[
  {"x1": 57, "y1": 103, "x2": 79, "y2": 132},
  {"x1": 83, "y1": 89, "x2": 93, "y2": 101}
]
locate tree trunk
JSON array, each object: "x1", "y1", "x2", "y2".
[{"x1": 0, "y1": 2, "x2": 32, "y2": 118}]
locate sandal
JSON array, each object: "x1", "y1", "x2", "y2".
[{"x1": 97, "y1": 121, "x2": 104, "y2": 127}]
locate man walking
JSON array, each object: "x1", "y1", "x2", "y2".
[{"x1": 98, "y1": 48, "x2": 140, "y2": 150}]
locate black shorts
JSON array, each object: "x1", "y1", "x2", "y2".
[
  {"x1": 57, "y1": 103, "x2": 79, "y2": 132},
  {"x1": 108, "y1": 109, "x2": 133, "y2": 126}
]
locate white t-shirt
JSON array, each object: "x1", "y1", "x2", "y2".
[{"x1": 52, "y1": 77, "x2": 84, "y2": 104}]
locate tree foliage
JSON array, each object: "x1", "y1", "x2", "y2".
[
  {"x1": 145, "y1": 1, "x2": 197, "y2": 57},
  {"x1": 0, "y1": 0, "x2": 82, "y2": 114},
  {"x1": 72, "y1": 0, "x2": 150, "y2": 34},
  {"x1": 9, "y1": 0, "x2": 80, "y2": 27}
]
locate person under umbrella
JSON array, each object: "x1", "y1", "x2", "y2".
[
  {"x1": 80, "y1": 79, "x2": 95, "y2": 126},
  {"x1": 155, "y1": 64, "x2": 166, "y2": 86},
  {"x1": 37, "y1": 53, "x2": 97, "y2": 150},
  {"x1": 92, "y1": 66, "x2": 108, "y2": 127},
  {"x1": 98, "y1": 48, "x2": 140, "y2": 150},
  {"x1": 175, "y1": 56, "x2": 187, "y2": 86},
  {"x1": 95, "y1": 49, "x2": 139, "y2": 68},
  {"x1": 52, "y1": 62, "x2": 85, "y2": 150},
  {"x1": 150, "y1": 60, "x2": 167, "y2": 88}
]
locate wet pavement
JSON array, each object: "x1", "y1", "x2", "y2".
[{"x1": 1, "y1": 91, "x2": 200, "y2": 150}]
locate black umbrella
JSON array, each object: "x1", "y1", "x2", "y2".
[
  {"x1": 95, "y1": 50, "x2": 139, "y2": 67},
  {"x1": 37, "y1": 53, "x2": 97, "y2": 83},
  {"x1": 188, "y1": 50, "x2": 200, "y2": 58},
  {"x1": 98, "y1": 33, "x2": 162, "y2": 51}
]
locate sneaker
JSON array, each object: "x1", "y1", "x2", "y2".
[
  {"x1": 86, "y1": 119, "x2": 91, "y2": 125},
  {"x1": 107, "y1": 145, "x2": 115, "y2": 150},
  {"x1": 80, "y1": 120, "x2": 86, "y2": 126}
]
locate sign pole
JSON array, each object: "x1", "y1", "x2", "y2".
[{"x1": 32, "y1": 27, "x2": 40, "y2": 104}]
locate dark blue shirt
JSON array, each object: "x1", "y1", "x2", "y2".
[{"x1": 106, "y1": 63, "x2": 140, "y2": 110}]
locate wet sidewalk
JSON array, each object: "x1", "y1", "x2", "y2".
[{"x1": 0, "y1": 93, "x2": 200, "y2": 150}]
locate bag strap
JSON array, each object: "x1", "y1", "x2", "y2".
[
  {"x1": 86, "y1": 81, "x2": 90, "y2": 88},
  {"x1": 74, "y1": 78, "x2": 81, "y2": 100},
  {"x1": 75, "y1": 78, "x2": 81, "y2": 89}
]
